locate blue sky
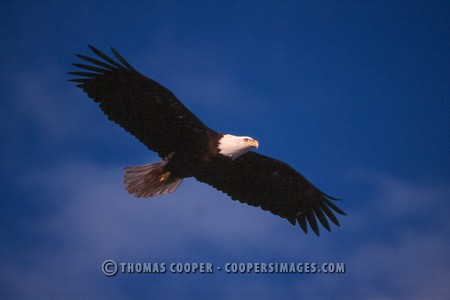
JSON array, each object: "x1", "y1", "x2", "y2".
[{"x1": 1, "y1": 1, "x2": 449, "y2": 299}]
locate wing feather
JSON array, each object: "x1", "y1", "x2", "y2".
[
  {"x1": 87, "y1": 45, "x2": 124, "y2": 69},
  {"x1": 72, "y1": 63, "x2": 110, "y2": 73},
  {"x1": 297, "y1": 213, "x2": 308, "y2": 234},
  {"x1": 305, "y1": 210, "x2": 320, "y2": 236},
  {"x1": 75, "y1": 54, "x2": 116, "y2": 71},
  {"x1": 313, "y1": 206, "x2": 331, "y2": 232}
]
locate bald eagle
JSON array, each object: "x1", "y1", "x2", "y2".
[{"x1": 69, "y1": 45, "x2": 345, "y2": 236}]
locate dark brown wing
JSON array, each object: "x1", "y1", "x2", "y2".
[
  {"x1": 194, "y1": 152, "x2": 346, "y2": 236},
  {"x1": 69, "y1": 45, "x2": 215, "y2": 158}
]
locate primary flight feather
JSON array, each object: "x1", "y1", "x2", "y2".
[{"x1": 69, "y1": 45, "x2": 346, "y2": 236}]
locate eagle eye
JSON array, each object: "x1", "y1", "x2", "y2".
[{"x1": 244, "y1": 138, "x2": 250, "y2": 142}]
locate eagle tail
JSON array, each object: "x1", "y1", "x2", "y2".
[{"x1": 124, "y1": 161, "x2": 183, "y2": 197}]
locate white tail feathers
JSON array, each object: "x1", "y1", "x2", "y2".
[{"x1": 124, "y1": 161, "x2": 183, "y2": 197}]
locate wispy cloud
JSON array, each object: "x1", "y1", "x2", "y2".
[
  {"x1": 2, "y1": 160, "x2": 284, "y2": 298},
  {"x1": 3, "y1": 159, "x2": 449, "y2": 299},
  {"x1": 328, "y1": 170, "x2": 450, "y2": 299},
  {"x1": 10, "y1": 68, "x2": 82, "y2": 137}
]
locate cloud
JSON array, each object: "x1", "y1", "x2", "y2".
[
  {"x1": 346, "y1": 170, "x2": 450, "y2": 236},
  {"x1": 2, "y1": 159, "x2": 449, "y2": 299},
  {"x1": 1, "y1": 160, "x2": 286, "y2": 299},
  {"x1": 9, "y1": 67, "x2": 81, "y2": 137},
  {"x1": 323, "y1": 170, "x2": 450, "y2": 299},
  {"x1": 348, "y1": 232, "x2": 449, "y2": 299}
]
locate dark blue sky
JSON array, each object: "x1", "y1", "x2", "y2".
[{"x1": 1, "y1": 1, "x2": 449, "y2": 299}]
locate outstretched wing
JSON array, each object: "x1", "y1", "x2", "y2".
[
  {"x1": 69, "y1": 45, "x2": 215, "y2": 158},
  {"x1": 194, "y1": 152, "x2": 346, "y2": 236}
]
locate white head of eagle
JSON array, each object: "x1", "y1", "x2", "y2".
[
  {"x1": 69, "y1": 45, "x2": 346, "y2": 236},
  {"x1": 218, "y1": 134, "x2": 259, "y2": 161}
]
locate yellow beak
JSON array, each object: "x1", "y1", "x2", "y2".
[{"x1": 249, "y1": 139, "x2": 259, "y2": 149}]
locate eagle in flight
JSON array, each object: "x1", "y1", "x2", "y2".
[{"x1": 69, "y1": 45, "x2": 346, "y2": 236}]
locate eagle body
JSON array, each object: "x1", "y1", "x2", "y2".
[{"x1": 69, "y1": 45, "x2": 346, "y2": 236}]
